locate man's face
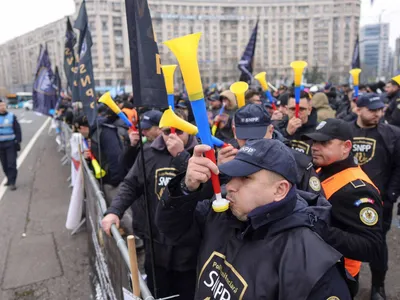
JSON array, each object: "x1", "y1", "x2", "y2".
[
  {"x1": 278, "y1": 105, "x2": 288, "y2": 116},
  {"x1": 311, "y1": 139, "x2": 351, "y2": 167},
  {"x1": 209, "y1": 100, "x2": 222, "y2": 109},
  {"x1": 248, "y1": 95, "x2": 262, "y2": 105},
  {"x1": 161, "y1": 127, "x2": 189, "y2": 146},
  {"x1": 287, "y1": 98, "x2": 312, "y2": 124},
  {"x1": 142, "y1": 126, "x2": 161, "y2": 142},
  {"x1": 79, "y1": 126, "x2": 90, "y2": 138},
  {"x1": 356, "y1": 107, "x2": 383, "y2": 127},
  {"x1": 226, "y1": 169, "x2": 284, "y2": 221},
  {"x1": 386, "y1": 83, "x2": 399, "y2": 97},
  {"x1": 0, "y1": 102, "x2": 6, "y2": 113}
]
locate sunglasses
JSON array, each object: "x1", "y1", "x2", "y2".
[
  {"x1": 288, "y1": 107, "x2": 308, "y2": 112},
  {"x1": 161, "y1": 128, "x2": 184, "y2": 135}
]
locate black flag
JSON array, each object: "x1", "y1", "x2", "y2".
[
  {"x1": 351, "y1": 35, "x2": 360, "y2": 69},
  {"x1": 74, "y1": 0, "x2": 96, "y2": 126},
  {"x1": 125, "y1": 0, "x2": 167, "y2": 108},
  {"x1": 64, "y1": 17, "x2": 77, "y2": 94},
  {"x1": 238, "y1": 20, "x2": 259, "y2": 84},
  {"x1": 32, "y1": 46, "x2": 58, "y2": 115},
  {"x1": 53, "y1": 66, "x2": 62, "y2": 99}
]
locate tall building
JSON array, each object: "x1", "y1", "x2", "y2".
[
  {"x1": 360, "y1": 23, "x2": 390, "y2": 81},
  {"x1": 394, "y1": 36, "x2": 400, "y2": 75},
  {"x1": 0, "y1": 0, "x2": 361, "y2": 93}
]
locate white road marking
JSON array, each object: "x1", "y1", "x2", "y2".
[
  {"x1": 19, "y1": 119, "x2": 33, "y2": 124},
  {"x1": 0, "y1": 117, "x2": 51, "y2": 202}
]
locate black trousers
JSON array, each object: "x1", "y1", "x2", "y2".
[
  {"x1": 369, "y1": 199, "x2": 393, "y2": 287},
  {"x1": 145, "y1": 255, "x2": 196, "y2": 300},
  {"x1": 0, "y1": 141, "x2": 17, "y2": 185}
]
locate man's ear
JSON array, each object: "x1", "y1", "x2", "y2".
[
  {"x1": 274, "y1": 180, "x2": 290, "y2": 201},
  {"x1": 343, "y1": 140, "x2": 352, "y2": 155}
]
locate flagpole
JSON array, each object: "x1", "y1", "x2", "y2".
[{"x1": 135, "y1": 114, "x2": 158, "y2": 298}]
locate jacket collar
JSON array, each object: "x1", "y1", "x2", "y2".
[
  {"x1": 247, "y1": 186, "x2": 297, "y2": 230},
  {"x1": 318, "y1": 154, "x2": 357, "y2": 182}
]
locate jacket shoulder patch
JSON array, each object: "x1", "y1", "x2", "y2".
[
  {"x1": 359, "y1": 207, "x2": 378, "y2": 226},
  {"x1": 350, "y1": 179, "x2": 366, "y2": 189},
  {"x1": 309, "y1": 176, "x2": 321, "y2": 192}
]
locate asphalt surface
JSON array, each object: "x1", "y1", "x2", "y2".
[{"x1": 0, "y1": 111, "x2": 90, "y2": 300}]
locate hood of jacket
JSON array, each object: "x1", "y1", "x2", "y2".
[{"x1": 312, "y1": 93, "x2": 331, "y2": 109}]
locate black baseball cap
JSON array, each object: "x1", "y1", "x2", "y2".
[
  {"x1": 219, "y1": 139, "x2": 297, "y2": 184},
  {"x1": 356, "y1": 93, "x2": 385, "y2": 110},
  {"x1": 234, "y1": 104, "x2": 271, "y2": 139},
  {"x1": 208, "y1": 92, "x2": 221, "y2": 102},
  {"x1": 302, "y1": 118, "x2": 352, "y2": 142},
  {"x1": 140, "y1": 110, "x2": 162, "y2": 129}
]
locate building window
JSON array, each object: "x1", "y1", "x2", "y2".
[{"x1": 105, "y1": 79, "x2": 112, "y2": 86}]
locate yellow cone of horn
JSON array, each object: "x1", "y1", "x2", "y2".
[
  {"x1": 163, "y1": 33, "x2": 204, "y2": 101},
  {"x1": 349, "y1": 68, "x2": 362, "y2": 86},
  {"x1": 290, "y1": 61, "x2": 308, "y2": 86},
  {"x1": 99, "y1": 91, "x2": 121, "y2": 115},
  {"x1": 159, "y1": 107, "x2": 199, "y2": 136},
  {"x1": 230, "y1": 81, "x2": 249, "y2": 108},
  {"x1": 392, "y1": 75, "x2": 400, "y2": 85},
  {"x1": 162, "y1": 65, "x2": 178, "y2": 94},
  {"x1": 91, "y1": 159, "x2": 106, "y2": 179},
  {"x1": 254, "y1": 72, "x2": 268, "y2": 91}
]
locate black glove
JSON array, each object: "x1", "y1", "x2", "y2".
[{"x1": 15, "y1": 141, "x2": 21, "y2": 152}]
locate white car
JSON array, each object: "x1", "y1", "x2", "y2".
[{"x1": 23, "y1": 100, "x2": 33, "y2": 111}]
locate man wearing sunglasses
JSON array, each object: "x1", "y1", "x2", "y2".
[
  {"x1": 277, "y1": 91, "x2": 318, "y2": 156},
  {"x1": 101, "y1": 109, "x2": 198, "y2": 299}
]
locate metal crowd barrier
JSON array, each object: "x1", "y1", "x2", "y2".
[{"x1": 54, "y1": 121, "x2": 154, "y2": 300}]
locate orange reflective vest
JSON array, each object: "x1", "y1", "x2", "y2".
[{"x1": 318, "y1": 166, "x2": 379, "y2": 277}]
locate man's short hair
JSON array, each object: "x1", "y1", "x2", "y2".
[
  {"x1": 245, "y1": 89, "x2": 260, "y2": 101},
  {"x1": 289, "y1": 91, "x2": 310, "y2": 101}
]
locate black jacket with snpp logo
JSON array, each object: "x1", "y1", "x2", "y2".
[
  {"x1": 105, "y1": 134, "x2": 198, "y2": 272},
  {"x1": 156, "y1": 175, "x2": 351, "y2": 300}
]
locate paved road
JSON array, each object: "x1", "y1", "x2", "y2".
[{"x1": 0, "y1": 115, "x2": 90, "y2": 300}]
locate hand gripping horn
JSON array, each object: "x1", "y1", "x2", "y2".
[{"x1": 164, "y1": 33, "x2": 229, "y2": 212}]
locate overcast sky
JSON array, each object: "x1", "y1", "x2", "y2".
[{"x1": 0, "y1": 0, "x2": 398, "y2": 47}]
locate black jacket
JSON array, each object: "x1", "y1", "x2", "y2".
[
  {"x1": 350, "y1": 121, "x2": 400, "y2": 203},
  {"x1": 105, "y1": 134, "x2": 198, "y2": 271},
  {"x1": 156, "y1": 176, "x2": 351, "y2": 300},
  {"x1": 315, "y1": 155, "x2": 383, "y2": 264},
  {"x1": 90, "y1": 116, "x2": 126, "y2": 186},
  {"x1": 277, "y1": 108, "x2": 318, "y2": 156},
  {"x1": 385, "y1": 89, "x2": 400, "y2": 127}
]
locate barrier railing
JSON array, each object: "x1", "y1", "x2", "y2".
[{"x1": 55, "y1": 121, "x2": 154, "y2": 300}]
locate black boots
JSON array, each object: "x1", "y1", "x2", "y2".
[{"x1": 371, "y1": 285, "x2": 386, "y2": 300}]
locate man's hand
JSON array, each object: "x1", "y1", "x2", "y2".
[
  {"x1": 185, "y1": 145, "x2": 219, "y2": 192},
  {"x1": 286, "y1": 117, "x2": 302, "y2": 135},
  {"x1": 101, "y1": 213, "x2": 120, "y2": 236},
  {"x1": 83, "y1": 150, "x2": 91, "y2": 160},
  {"x1": 271, "y1": 110, "x2": 283, "y2": 121},
  {"x1": 129, "y1": 131, "x2": 140, "y2": 147},
  {"x1": 166, "y1": 134, "x2": 185, "y2": 157},
  {"x1": 217, "y1": 145, "x2": 238, "y2": 165}
]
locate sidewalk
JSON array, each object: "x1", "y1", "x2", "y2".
[{"x1": 0, "y1": 130, "x2": 90, "y2": 300}]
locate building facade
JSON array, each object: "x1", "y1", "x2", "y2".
[
  {"x1": 393, "y1": 36, "x2": 400, "y2": 76},
  {"x1": 0, "y1": 0, "x2": 361, "y2": 93},
  {"x1": 360, "y1": 23, "x2": 390, "y2": 81}
]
